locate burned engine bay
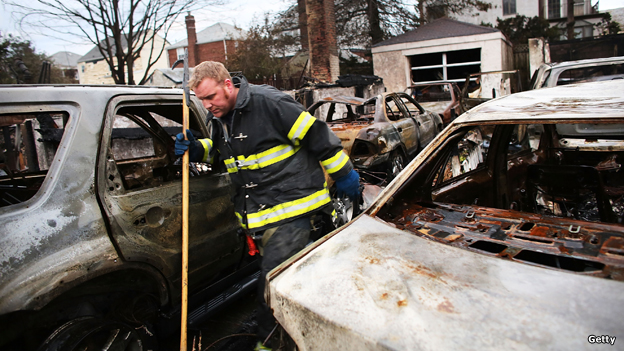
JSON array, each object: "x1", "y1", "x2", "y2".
[{"x1": 377, "y1": 121, "x2": 624, "y2": 280}]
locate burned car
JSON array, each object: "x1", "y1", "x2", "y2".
[
  {"x1": 405, "y1": 81, "x2": 464, "y2": 125},
  {"x1": 461, "y1": 70, "x2": 522, "y2": 112},
  {"x1": 0, "y1": 85, "x2": 258, "y2": 350},
  {"x1": 266, "y1": 80, "x2": 624, "y2": 350},
  {"x1": 530, "y1": 56, "x2": 624, "y2": 89},
  {"x1": 308, "y1": 92, "x2": 443, "y2": 185}
]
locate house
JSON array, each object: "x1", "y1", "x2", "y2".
[
  {"x1": 453, "y1": 0, "x2": 609, "y2": 39},
  {"x1": 50, "y1": 51, "x2": 81, "y2": 82},
  {"x1": 166, "y1": 15, "x2": 244, "y2": 67},
  {"x1": 143, "y1": 67, "x2": 194, "y2": 87},
  {"x1": 372, "y1": 18, "x2": 513, "y2": 93},
  {"x1": 77, "y1": 31, "x2": 170, "y2": 84}
]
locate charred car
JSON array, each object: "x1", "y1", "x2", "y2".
[
  {"x1": 405, "y1": 81, "x2": 464, "y2": 125},
  {"x1": 530, "y1": 55, "x2": 624, "y2": 89},
  {"x1": 266, "y1": 80, "x2": 624, "y2": 350},
  {"x1": 0, "y1": 85, "x2": 259, "y2": 350},
  {"x1": 308, "y1": 92, "x2": 443, "y2": 185},
  {"x1": 461, "y1": 70, "x2": 522, "y2": 112}
]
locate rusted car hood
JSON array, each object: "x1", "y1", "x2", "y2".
[
  {"x1": 268, "y1": 215, "x2": 623, "y2": 350},
  {"x1": 328, "y1": 122, "x2": 372, "y2": 154}
]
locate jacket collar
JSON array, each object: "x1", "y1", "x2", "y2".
[{"x1": 232, "y1": 75, "x2": 250, "y2": 111}]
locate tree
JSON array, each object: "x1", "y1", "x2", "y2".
[
  {"x1": 7, "y1": 0, "x2": 220, "y2": 85},
  {"x1": 0, "y1": 33, "x2": 70, "y2": 84},
  {"x1": 273, "y1": 0, "x2": 493, "y2": 48},
  {"x1": 595, "y1": 13, "x2": 622, "y2": 36},
  {"x1": 495, "y1": 15, "x2": 560, "y2": 45},
  {"x1": 228, "y1": 19, "x2": 302, "y2": 82}
]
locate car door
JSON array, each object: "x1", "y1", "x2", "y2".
[
  {"x1": 396, "y1": 93, "x2": 437, "y2": 149},
  {"x1": 97, "y1": 94, "x2": 243, "y2": 294},
  {"x1": 385, "y1": 94, "x2": 420, "y2": 156}
]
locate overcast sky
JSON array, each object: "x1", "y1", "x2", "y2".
[
  {"x1": 1, "y1": 0, "x2": 623, "y2": 57},
  {"x1": 0, "y1": 0, "x2": 293, "y2": 56}
]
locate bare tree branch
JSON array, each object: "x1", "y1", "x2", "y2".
[{"x1": 6, "y1": 0, "x2": 223, "y2": 84}]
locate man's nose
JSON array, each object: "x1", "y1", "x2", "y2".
[{"x1": 202, "y1": 100, "x2": 212, "y2": 109}]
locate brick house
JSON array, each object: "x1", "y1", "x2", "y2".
[
  {"x1": 166, "y1": 15, "x2": 244, "y2": 67},
  {"x1": 77, "y1": 31, "x2": 169, "y2": 84}
]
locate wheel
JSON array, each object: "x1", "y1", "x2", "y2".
[
  {"x1": 36, "y1": 316, "x2": 157, "y2": 351},
  {"x1": 386, "y1": 151, "x2": 406, "y2": 181}
]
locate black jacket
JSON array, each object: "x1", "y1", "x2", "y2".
[{"x1": 191, "y1": 76, "x2": 352, "y2": 232}]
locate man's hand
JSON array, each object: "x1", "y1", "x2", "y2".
[
  {"x1": 335, "y1": 169, "x2": 360, "y2": 201},
  {"x1": 175, "y1": 129, "x2": 196, "y2": 156}
]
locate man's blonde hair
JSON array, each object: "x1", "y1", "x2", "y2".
[{"x1": 189, "y1": 61, "x2": 231, "y2": 90}]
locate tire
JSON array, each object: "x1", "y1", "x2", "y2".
[
  {"x1": 386, "y1": 150, "x2": 406, "y2": 181},
  {"x1": 36, "y1": 316, "x2": 157, "y2": 351}
]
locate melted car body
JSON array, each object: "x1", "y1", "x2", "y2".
[
  {"x1": 308, "y1": 92, "x2": 443, "y2": 185},
  {"x1": 267, "y1": 80, "x2": 624, "y2": 351}
]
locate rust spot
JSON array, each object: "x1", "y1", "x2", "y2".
[
  {"x1": 530, "y1": 226, "x2": 554, "y2": 238},
  {"x1": 381, "y1": 292, "x2": 389, "y2": 300},
  {"x1": 367, "y1": 256, "x2": 380, "y2": 264},
  {"x1": 397, "y1": 299, "x2": 408, "y2": 307},
  {"x1": 436, "y1": 298, "x2": 455, "y2": 313},
  {"x1": 558, "y1": 245, "x2": 571, "y2": 254}
]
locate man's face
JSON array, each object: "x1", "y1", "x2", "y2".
[{"x1": 193, "y1": 78, "x2": 235, "y2": 118}]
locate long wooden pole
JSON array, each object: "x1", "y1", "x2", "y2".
[
  {"x1": 180, "y1": 93, "x2": 189, "y2": 351},
  {"x1": 180, "y1": 49, "x2": 190, "y2": 351}
]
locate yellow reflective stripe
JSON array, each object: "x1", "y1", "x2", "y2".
[
  {"x1": 235, "y1": 212, "x2": 247, "y2": 229},
  {"x1": 224, "y1": 145, "x2": 299, "y2": 173},
  {"x1": 245, "y1": 186, "x2": 331, "y2": 229},
  {"x1": 241, "y1": 145, "x2": 300, "y2": 170},
  {"x1": 321, "y1": 150, "x2": 349, "y2": 174},
  {"x1": 198, "y1": 138, "x2": 213, "y2": 163},
  {"x1": 287, "y1": 111, "x2": 315, "y2": 146},
  {"x1": 224, "y1": 157, "x2": 238, "y2": 173}
]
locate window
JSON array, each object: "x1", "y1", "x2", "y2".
[
  {"x1": 548, "y1": 0, "x2": 561, "y2": 19},
  {"x1": 108, "y1": 104, "x2": 211, "y2": 192},
  {"x1": 0, "y1": 112, "x2": 69, "y2": 208},
  {"x1": 439, "y1": 126, "x2": 492, "y2": 183},
  {"x1": 410, "y1": 49, "x2": 481, "y2": 83},
  {"x1": 385, "y1": 96, "x2": 402, "y2": 121},
  {"x1": 507, "y1": 124, "x2": 543, "y2": 158},
  {"x1": 503, "y1": 0, "x2": 516, "y2": 15},
  {"x1": 177, "y1": 47, "x2": 186, "y2": 60},
  {"x1": 556, "y1": 63, "x2": 624, "y2": 86}
]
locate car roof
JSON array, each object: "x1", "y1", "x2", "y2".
[
  {"x1": 0, "y1": 84, "x2": 188, "y2": 104},
  {"x1": 456, "y1": 79, "x2": 624, "y2": 124},
  {"x1": 544, "y1": 55, "x2": 624, "y2": 70}
]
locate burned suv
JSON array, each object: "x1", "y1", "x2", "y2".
[{"x1": 0, "y1": 85, "x2": 252, "y2": 350}]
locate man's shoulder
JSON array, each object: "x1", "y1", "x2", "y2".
[{"x1": 248, "y1": 84, "x2": 292, "y2": 104}]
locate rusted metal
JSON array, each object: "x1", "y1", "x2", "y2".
[{"x1": 309, "y1": 92, "x2": 443, "y2": 184}]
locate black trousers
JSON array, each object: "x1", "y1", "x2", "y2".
[{"x1": 255, "y1": 216, "x2": 311, "y2": 342}]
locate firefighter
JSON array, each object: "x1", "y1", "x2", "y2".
[{"x1": 174, "y1": 61, "x2": 360, "y2": 351}]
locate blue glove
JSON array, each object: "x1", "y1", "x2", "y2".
[
  {"x1": 335, "y1": 169, "x2": 360, "y2": 201},
  {"x1": 175, "y1": 129, "x2": 196, "y2": 156}
]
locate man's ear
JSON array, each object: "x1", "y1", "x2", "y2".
[{"x1": 223, "y1": 78, "x2": 233, "y2": 92}]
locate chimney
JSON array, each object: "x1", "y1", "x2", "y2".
[
  {"x1": 185, "y1": 12, "x2": 198, "y2": 67},
  {"x1": 306, "y1": 0, "x2": 339, "y2": 82},
  {"x1": 298, "y1": 0, "x2": 309, "y2": 52}
]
